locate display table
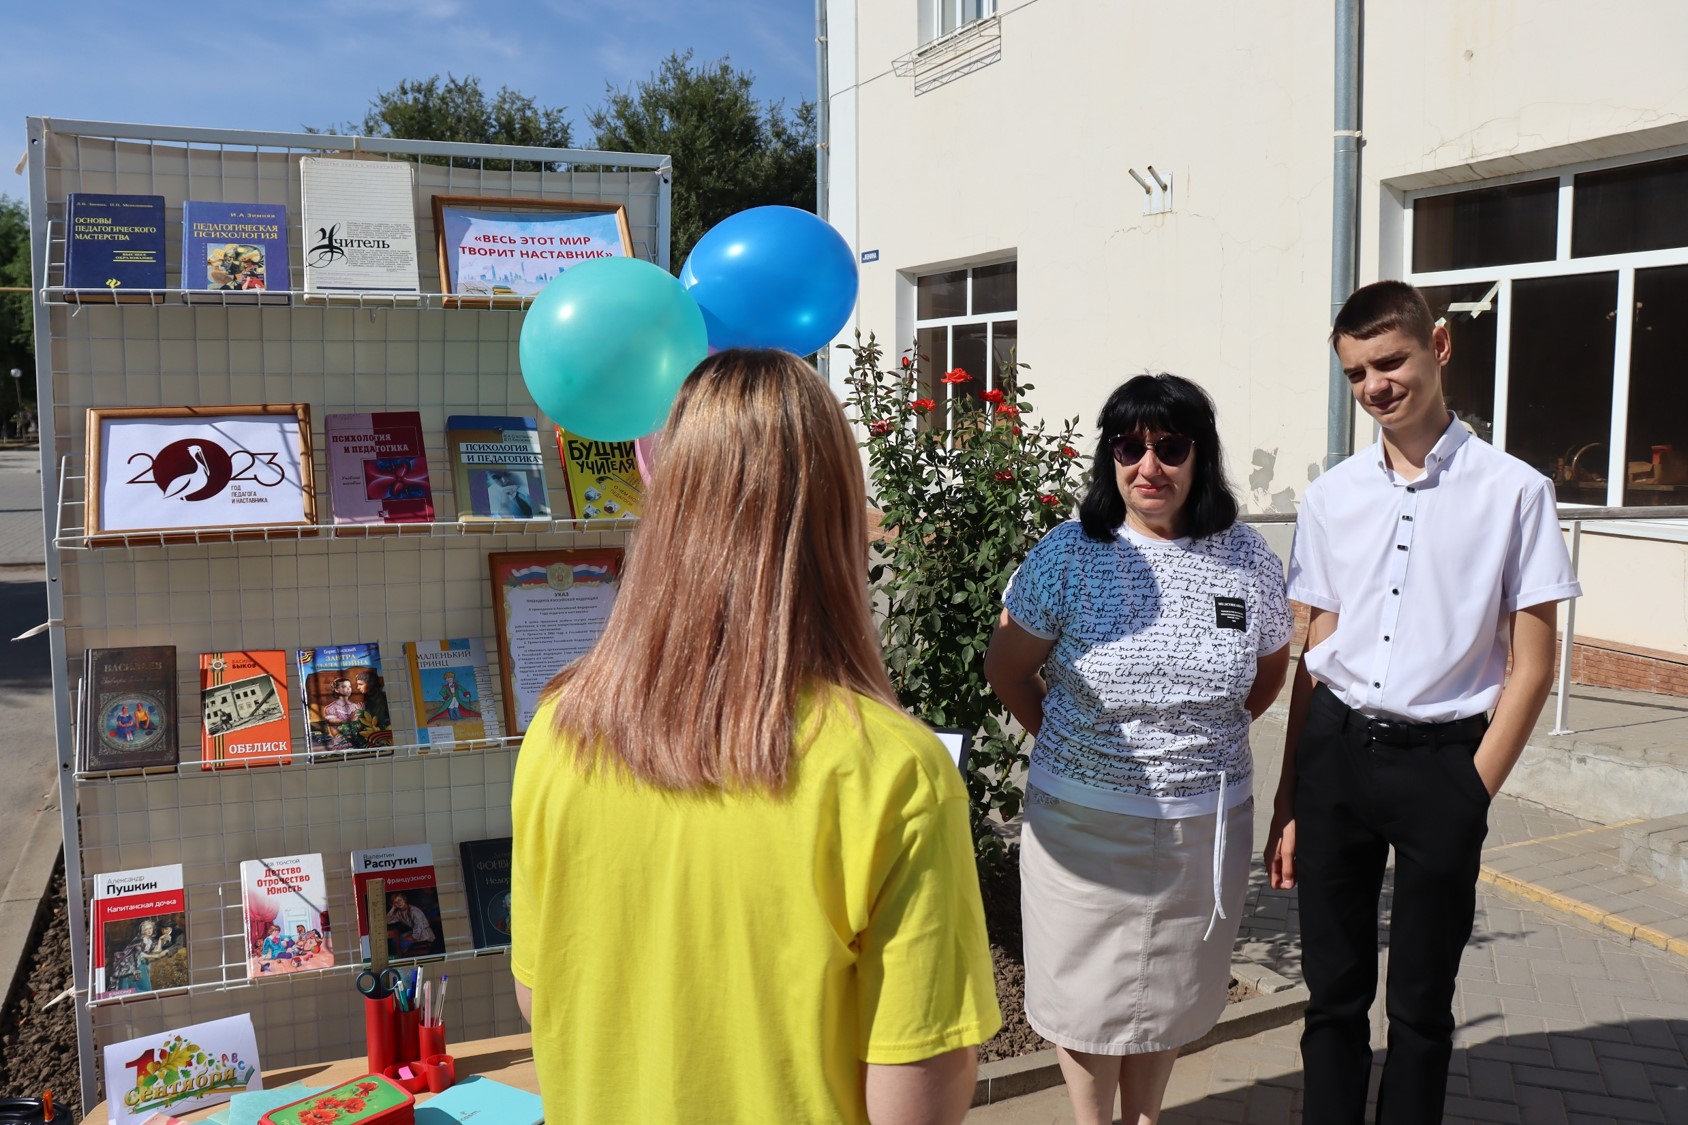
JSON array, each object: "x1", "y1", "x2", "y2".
[{"x1": 80, "y1": 1033, "x2": 538, "y2": 1123}]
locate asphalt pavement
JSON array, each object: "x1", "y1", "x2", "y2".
[{"x1": 0, "y1": 444, "x2": 69, "y2": 1011}]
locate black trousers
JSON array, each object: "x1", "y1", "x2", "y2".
[{"x1": 1294, "y1": 683, "x2": 1491, "y2": 1125}]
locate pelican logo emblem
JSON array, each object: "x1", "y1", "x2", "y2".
[{"x1": 125, "y1": 438, "x2": 287, "y2": 500}]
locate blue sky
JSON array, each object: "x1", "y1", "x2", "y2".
[{"x1": 0, "y1": 1, "x2": 815, "y2": 194}]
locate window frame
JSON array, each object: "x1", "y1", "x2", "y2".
[
  {"x1": 912, "y1": 260, "x2": 1018, "y2": 430},
  {"x1": 919, "y1": 0, "x2": 997, "y2": 46},
  {"x1": 1404, "y1": 147, "x2": 1688, "y2": 518}
]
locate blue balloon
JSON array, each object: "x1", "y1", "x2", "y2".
[
  {"x1": 681, "y1": 206, "x2": 859, "y2": 356},
  {"x1": 518, "y1": 257, "x2": 708, "y2": 443}
]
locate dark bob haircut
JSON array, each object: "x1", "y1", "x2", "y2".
[{"x1": 1077, "y1": 373, "x2": 1240, "y2": 542}]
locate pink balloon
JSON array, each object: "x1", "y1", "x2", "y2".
[{"x1": 634, "y1": 431, "x2": 663, "y2": 487}]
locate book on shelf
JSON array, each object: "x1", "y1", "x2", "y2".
[
  {"x1": 199, "y1": 650, "x2": 293, "y2": 770},
  {"x1": 323, "y1": 411, "x2": 435, "y2": 525},
  {"x1": 296, "y1": 642, "x2": 394, "y2": 755},
  {"x1": 299, "y1": 156, "x2": 420, "y2": 295},
  {"x1": 181, "y1": 200, "x2": 290, "y2": 299},
  {"x1": 238, "y1": 853, "x2": 333, "y2": 979},
  {"x1": 459, "y1": 836, "x2": 513, "y2": 950},
  {"x1": 553, "y1": 427, "x2": 644, "y2": 521},
  {"x1": 401, "y1": 637, "x2": 501, "y2": 748},
  {"x1": 351, "y1": 844, "x2": 446, "y2": 961},
  {"x1": 90, "y1": 862, "x2": 188, "y2": 1001},
  {"x1": 64, "y1": 192, "x2": 166, "y2": 299},
  {"x1": 79, "y1": 645, "x2": 178, "y2": 775},
  {"x1": 446, "y1": 415, "x2": 550, "y2": 521}
]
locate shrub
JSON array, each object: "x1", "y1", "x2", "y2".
[{"x1": 839, "y1": 333, "x2": 1085, "y2": 874}]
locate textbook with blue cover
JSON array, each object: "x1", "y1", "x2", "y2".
[
  {"x1": 182, "y1": 201, "x2": 291, "y2": 297},
  {"x1": 65, "y1": 193, "x2": 166, "y2": 298}
]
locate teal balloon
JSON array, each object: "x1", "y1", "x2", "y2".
[{"x1": 518, "y1": 257, "x2": 708, "y2": 442}]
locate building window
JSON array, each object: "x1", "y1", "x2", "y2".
[
  {"x1": 920, "y1": 0, "x2": 995, "y2": 44},
  {"x1": 1407, "y1": 152, "x2": 1688, "y2": 509},
  {"x1": 913, "y1": 260, "x2": 1016, "y2": 427}
]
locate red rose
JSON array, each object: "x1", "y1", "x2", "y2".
[
  {"x1": 909, "y1": 397, "x2": 938, "y2": 413},
  {"x1": 979, "y1": 388, "x2": 1006, "y2": 404},
  {"x1": 1012, "y1": 426, "x2": 1023, "y2": 435},
  {"x1": 1061, "y1": 445, "x2": 1079, "y2": 458},
  {"x1": 1039, "y1": 494, "x2": 1060, "y2": 506},
  {"x1": 993, "y1": 469, "x2": 1015, "y2": 481},
  {"x1": 994, "y1": 403, "x2": 1022, "y2": 419},
  {"x1": 900, "y1": 356, "x2": 911, "y2": 368},
  {"x1": 868, "y1": 419, "x2": 894, "y2": 437},
  {"x1": 941, "y1": 368, "x2": 973, "y2": 385}
]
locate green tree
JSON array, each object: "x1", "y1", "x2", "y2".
[
  {"x1": 0, "y1": 197, "x2": 34, "y2": 409},
  {"x1": 588, "y1": 51, "x2": 817, "y2": 271},
  {"x1": 321, "y1": 74, "x2": 573, "y2": 172}
]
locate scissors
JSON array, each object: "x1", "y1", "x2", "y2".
[{"x1": 355, "y1": 967, "x2": 403, "y2": 1000}]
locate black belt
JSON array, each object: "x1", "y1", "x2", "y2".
[
  {"x1": 1343, "y1": 709, "x2": 1487, "y2": 747},
  {"x1": 1325, "y1": 686, "x2": 1488, "y2": 747}
]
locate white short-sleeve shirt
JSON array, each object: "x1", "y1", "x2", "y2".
[
  {"x1": 1286, "y1": 417, "x2": 1582, "y2": 722},
  {"x1": 1003, "y1": 520, "x2": 1293, "y2": 818}
]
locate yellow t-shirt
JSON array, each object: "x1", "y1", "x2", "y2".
[{"x1": 510, "y1": 689, "x2": 1001, "y2": 1124}]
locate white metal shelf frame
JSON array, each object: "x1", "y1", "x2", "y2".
[{"x1": 29, "y1": 118, "x2": 668, "y2": 1110}]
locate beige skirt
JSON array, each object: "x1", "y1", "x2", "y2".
[{"x1": 1020, "y1": 786, "x2": 1252, "y2": 1054}]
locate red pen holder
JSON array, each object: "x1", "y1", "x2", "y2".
[
  {"x1": 419, "y1": 1022, "x2": 447, "y2": 1060},
  {"x1": 422, "y1": 1052, "x2": 456, "y2": 1094},
  {"x1": 393, "y1": 1005, "x2": 422, "y2": 1065},
  {"x1": 363, "y1": 995, "x2": 396, "y2": 1075},
  {"x1": 382, "y1": 1060, "x2": 430, "y2": 1095}
]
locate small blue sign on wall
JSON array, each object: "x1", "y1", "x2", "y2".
[{"x1": 860, "y1": 249, "x2": 880, "y2": 263}]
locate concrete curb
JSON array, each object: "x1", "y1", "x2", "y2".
[
  {"x1": 971, "y1": 962, "x2": 1310, "y2": 1107},
  {"x1": 0, "y1": 797, "x2": 64, "y2": 1010},
  {"x1": 1479, "y1": 864, "x2": 1688, "y2": 961}
]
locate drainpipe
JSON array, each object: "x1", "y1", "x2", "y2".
[
  {"x1": 1327, "y1": 0, "x2": 1361, "y2": 468},
  {"x1": 815, "y1": 0, "x2": 832, "y2": 380},
  {"x1": 816, "y1": 0, "x2": 830, "y2": 224}
]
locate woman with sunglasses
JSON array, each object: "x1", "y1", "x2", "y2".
[
  {"x1": 985, "y1": 373, "x2": 1291, "y2": 1125},
  {"x1": 512, "y1": 350, "x2": 1000, "y2": 1125}
]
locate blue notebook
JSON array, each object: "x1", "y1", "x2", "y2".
[{"x1": 415, "y1": 1075, "x2": 543, "y2": 1123}]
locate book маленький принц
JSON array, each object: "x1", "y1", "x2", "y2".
[
  {"x1": 446, "y1": 415, "x2": 550, "y2": 522},
  {"x1": 402, "y1": 638, "x2": 500, "y2": 748},
  {"x1": 239, "y1": 853, "x2": 333, "y2": 979},
  {"x1": 351, "y1": 844, "x2": 446, "y2": 962},
  {"x1": 91, "y1": 863, "x2": 188, "y2": 1001},
  {"x1": 199, "y1": 650, "x2": 292, "y2": 769},
  {"x1": 296, "y1": 642, "x2": 394, "y2": 756},
  {"x1": 181, "y1": 201, "x2": 291, "y2": 299},
  {"x1": 553, "y1": 427, "x2": 644, "y2": 521},
  {"x1": 324, "y1": 411, "x2": 434, "y2": 525},
  {"x1": 65, "y1": 193, "x2": 166, "y2": 300},
  {"x1": 79, "y1": 646, "x2": 178, "y2": 775},
  {"x1": 459, "y1": 837, "x2": 513, "y2": 950}
]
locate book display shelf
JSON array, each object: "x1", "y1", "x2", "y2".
[{"x1": 29, "y1": 118, "x2": 671, "y2": 1110}]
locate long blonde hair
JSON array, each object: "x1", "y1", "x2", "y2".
[{"x1": 540, "y1": 349, "x2": 898, "y2": 790}]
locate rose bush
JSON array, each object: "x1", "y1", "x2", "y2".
[{"x1": 840, "y1": 333, "x2": 1085, "y2": 874}]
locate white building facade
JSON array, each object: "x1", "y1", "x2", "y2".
[{"x1": 822, "y1": 0, "x2": 1688, "y2": 671}]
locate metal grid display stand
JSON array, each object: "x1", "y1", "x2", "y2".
[{"x1": 28, "y1": 118, "x2": 671, "y2": 1111}]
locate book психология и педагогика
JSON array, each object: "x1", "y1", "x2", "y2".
[
  {"x1": 324, "y1": 411, "x2": 434, "y2": 525},
  {"x1": 446, "y1": 416, "x2": 549, "y2": 521}
]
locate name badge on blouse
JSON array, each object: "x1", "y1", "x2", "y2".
[{"x1": 1214, "y1": 596, "x2": 1246, "y2": 630}]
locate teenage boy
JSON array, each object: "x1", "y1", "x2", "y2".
[{"x1": 1266, "y1": 280, "x2": 1580, "y2": 1123}]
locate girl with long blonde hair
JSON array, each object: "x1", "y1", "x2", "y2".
[{"x1": 511, "y1": 349, "x2": 1000, "y2": 1125}]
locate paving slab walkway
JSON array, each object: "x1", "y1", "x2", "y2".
[{"x1": 972, "y1": 677, "x2": 1688, "y2": 1122}]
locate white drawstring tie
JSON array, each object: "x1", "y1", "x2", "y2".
[{"x1": 1201, "y1": 769, "x2": 1228, "y2": 942}]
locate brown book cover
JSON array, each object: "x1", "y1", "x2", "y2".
[{"x1": 80, "y1": 646, "x2": 178, "y2": 774}]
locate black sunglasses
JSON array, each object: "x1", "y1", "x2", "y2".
[{"x1": 1108, "y1": 433, "x2": 1194, "y2": 467}]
